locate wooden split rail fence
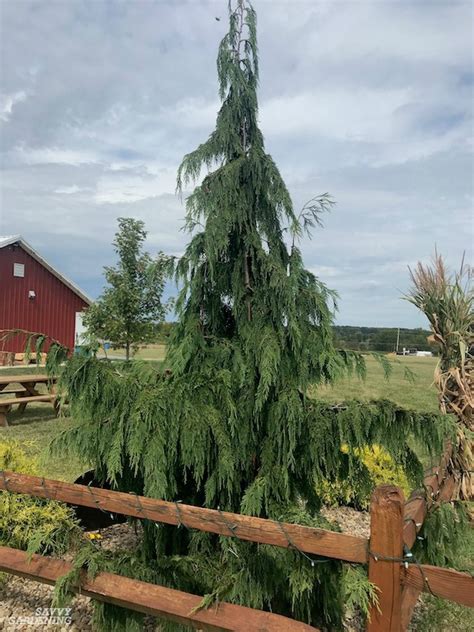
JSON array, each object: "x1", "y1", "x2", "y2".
[{"x1": 0, "y1": 447, "x2": 472, "y2": 631}]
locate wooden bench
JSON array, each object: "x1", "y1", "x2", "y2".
[
  {"x1": 0, "y1": 395, "x2": 56, "y2": 427},
  {"x1": 1, "y1": 386, "x2": 29, "y2": 410},
  {"x1": 0, "y1": 375, "x2": 58, "y2": 427},
  {"x1": 14, "y1": 352, "x2": 47, "y2": 366}
]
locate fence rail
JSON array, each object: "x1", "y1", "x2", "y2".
[
  {"x1": 403, "y1": 445, "x2": 453, "y2": 549},
  {"x1": 0, "y1": 546, "x2": 317, "y2": 632},
  {"x1": 396, "y1": 444, "x2": 460, "y2": 629},
  {"x1": 402, "y1": 564, "x2": 474, "y2": 608},
  {"x1": 0, "y1": 442, "x2": 472, "y2": 632},
  {"x1": 0, "y1": 470, "x2": 368, "y2": 564}
]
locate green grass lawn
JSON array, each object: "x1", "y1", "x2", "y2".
[
  {"x1": 0, "y1": 365, "x2": 49, "y2": 376},
  {"x1": 315, "y1": 355, "x2": 439, "y2": 412},
  {"x1": 97, "y1": 343, "x2": 167, "y2": 361},
  {"x1": 0, "y1": 405, "x2": 87, "y2": 481}
]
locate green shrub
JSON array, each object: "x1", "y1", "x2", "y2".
[
  {"x1": 319, "y1": 444, "x2": 411, "y2": 509},
  {"x1": 0, "y1": 440, "x2": 80, "y2": 556},
  {"x1": 0, "y1": 439, "x2": 39, "y2": 475}
]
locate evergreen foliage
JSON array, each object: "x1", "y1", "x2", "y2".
[
  {"x1": 49, "y1": 356, "x2": 452, "y2": 630},
  {"x1": 47, "y1": 2, "x2": 454, "y2": 629},
  {"x1": 413, "y1": 501, "x2": 471, "y2": 571},
  {"x1": 84, "y1": 217, "x2": 171, "y2": 360},
  {"x1": 342, "y1": 565, "x2": 379, "y2": 622}
]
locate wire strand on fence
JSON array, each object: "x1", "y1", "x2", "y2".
[
  {"x1": 78, "y1": 480, "x2": 335, "y2": 568},
  {"x1": 87, "y1": 483, "x2": 108, "y2": 515},
  {"x1": 369, "y1": 544, "x2": 436, "y2": 598},
  {"x1": 274, "y1": 519, "x2": 330, "y2": 567},
  {"x1": 217, "y1": 506, "x2": 238, "y2": 537},
  {"x1": 404, "y1": 516, "x2": 423, "y2": 532},
  {"x1": 0, "y1": 469, "x2": 341, "y2": 567},
  {"x1": 131, "y1": 491, "x2": 145, "y2": 516},
  {"x1": 174, "y1": 500, "x2": 190, "y2": 529}
]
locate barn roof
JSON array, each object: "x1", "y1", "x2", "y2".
[{"x1": 0, "y1": 234, "x2": 92, "y2": 305}]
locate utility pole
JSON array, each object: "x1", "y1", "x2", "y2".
[{"x1": 396, "y1": 328, "x2": 400, "y2": 354}]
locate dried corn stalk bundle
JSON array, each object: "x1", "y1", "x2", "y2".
[{"x1": 407, "y1": 253, "x2": 473, "y2": 497}]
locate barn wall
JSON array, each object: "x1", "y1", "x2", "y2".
[{"x1": 0, "y1": 244, "x2": 88, "y2": 353}]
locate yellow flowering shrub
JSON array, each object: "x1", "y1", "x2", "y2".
[
  {"x1": 0, "y1": 440, "x2": 80, "y2": 555},
  {"x1": 0, "y1": 440, "x2": 39, "y2": 474},
  {"x1": 319, "y1": 444, "x2": 411, "y2": 509}
]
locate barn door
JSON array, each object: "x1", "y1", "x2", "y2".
[{"x1": 75, "y1": 312, "x2": 87, "y2": 346}]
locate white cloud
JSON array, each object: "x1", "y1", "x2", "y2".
[
  {"x1": 0, "y1": 91, "x2": 27, "y2": 122},
  {"x1": 161, "y1": 97, "x2": 219, "y2": 131},
  {"x1": 54, "y1": 184, "x2": 84, "y2": 194},
  {"x1": 14, "y1": 146, "x2": 100, "y2": 166},
  {"x1": 261, "y1": 88, "x2": 412, "y2": 143},
  {"x1": 0, "y1": 0, "x2": 472, "y2": 327},
  {"x1": 94, "y1": 165, "x2": 177, "y2": 204},
  {"x1": 309, "y1": 265, "x2": 341, "y2": 279}
]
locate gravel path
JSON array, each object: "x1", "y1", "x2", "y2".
[
  {"x1": 0, "y1": 524, "x2": 157, "y2": 631},
  {"x1": 0, "y1": 509, "x2": 370, "y2": 631},
  {"x1": 0, "y1": 578, "x2": 92, "y2": 631},
  {"x1": 321, "y1": 506, "x2": 370, "y2": 538}
]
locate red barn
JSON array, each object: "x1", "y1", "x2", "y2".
[{"x1": 0, "y1": 235, "x2": 91, "y2": 354}]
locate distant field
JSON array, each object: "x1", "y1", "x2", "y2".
[
  {"x1": 97, "y1": 343, "x2": 167, "y2": 361},
  {"x1": 315, "y1": 355, "x2": 439, "y2": 413},
  {"x1": 107, "y1": 347, "x2": 439, "y2": 411}
]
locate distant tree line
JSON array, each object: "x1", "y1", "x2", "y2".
[
  {"x1": 155, "y1": 323, "x2": 435, "y2": 353},
  {"x1": 333, "y1": 325, "x2": 436, "y2": 353}
]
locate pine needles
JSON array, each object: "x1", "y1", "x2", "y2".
[{"x1": 413, "y1": 501, "x2": 471, "y2": 571}]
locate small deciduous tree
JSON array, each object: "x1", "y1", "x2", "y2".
[{"x1": 84, "y1": 217, "x2": 170, "y2": 360}]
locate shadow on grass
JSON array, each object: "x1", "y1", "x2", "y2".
[{"x1": 4, "y1": 404, "x2": 56, "y2": 427}]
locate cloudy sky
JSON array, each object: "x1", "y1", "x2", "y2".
[{"x1": 1, "y1": 0, "x2": 472, "y2": 327}]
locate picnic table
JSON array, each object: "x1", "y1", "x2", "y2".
[{"x1": 0, "y1": 374, "x2": 57, "y2": 427}]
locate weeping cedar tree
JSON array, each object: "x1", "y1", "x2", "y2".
[
  {"x1": 50, "y1": 2, "x2": 453, "y2": 630},
  {"x1": 83, "y1": 218, "x2": 171, "y2": 360}
]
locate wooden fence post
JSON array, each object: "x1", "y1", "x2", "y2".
[{"x1": 367, "y1": 485, "x2": 405, "y2": 632}]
